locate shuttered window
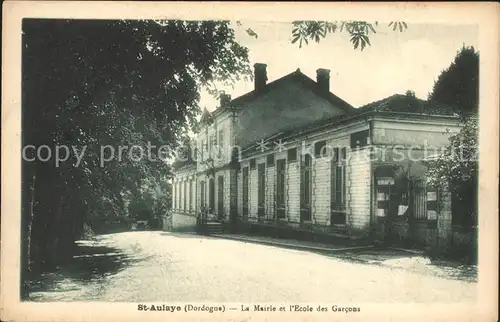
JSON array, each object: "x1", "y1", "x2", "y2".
[
  {"x1": 258, "y1": 163, "x2": 266, "y2": 217},
  {"x1": 331, "y1": 147, "x2": 347, "y2": 210},
  {"x1": 242, "y1": 167, "x2": 249, "y2": 219},
  {"x1": 276, "y1": 159, "x2": 286, "y2": 219},
  {"x1": 300, "y1": 154, "x2": 313, "y2": 222}
]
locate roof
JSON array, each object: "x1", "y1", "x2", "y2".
[
  {"x1": 171, "y1": 141, "x2": 197, "y2": 171},
  {"x1": 199, "y1": 107, "x2": 212, "y2": 125},
  {"x1": 229, "y1": 69, "x2": 355, "y2": 113},
  {"x1": 239, "y1": 94, "x2": 460, "y2": 155},
  {"x1": 171, "y1": 158, "x2": 196, "y2": 171},
  {"x1": 356, "y1": 93, "x2": 456, "y2": 116}
]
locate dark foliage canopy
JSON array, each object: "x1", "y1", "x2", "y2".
[
  {"x1": 21, "y1": 19, "x2": 251, "y2": 290},
  {"x1": 428, "y1": 46, "x2": 479, "y2": 116}
]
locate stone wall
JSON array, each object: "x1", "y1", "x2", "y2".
[
  {"x1": 265, "y1": 165, "x2": 276, "y2": 219},
  {"x1": 235, "y1": 78, "x2": 347, "y2": 149},
  {"x1": 286, "y1": 161, "x2": 300, "y2": 223},
  {"x1": 170, "y1": 211, "x2": 197, "y2": 232},
  {"x1": 437, "y1": 187, "x2": 453, "y2": 252},
  {"x1": 347, "y1": 148, "x2": 372, "y2": 231},
  {"x1": 312, "y1": 156, "x2": 330, "y2": 225}
]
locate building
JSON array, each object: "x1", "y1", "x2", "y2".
[{"x1": 168, "y1": 63, "x2": 474, "y2": 254}]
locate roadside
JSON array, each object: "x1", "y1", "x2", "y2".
[
  {"x1": 210, "y1": 233, "x2": 373, "y2": 252},
  {"x1": 209, "y1": 233, "x2": 477, "y2": 283}
]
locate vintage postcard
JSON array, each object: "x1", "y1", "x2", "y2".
[{"x1": 1, "y1": 2, "x2": 499, "y2": 321}]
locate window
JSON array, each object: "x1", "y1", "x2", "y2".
[
  {"x1": 314, "y1": 140, "x2": 327, "y2": 158},
  {"x1": 210, "y1": 134, "x2": 216, "y2": 158},
  {"x1": 250, "y1": 158, "x2": 256, "y2": 169},
  {"x1": 200, "y1": 140, "x2": 205, "y2": 161},
  {"x1": 266, "y1": 154, "x2": 275, "y2": 167},
  {"x1": 258, "y1": 163, "x2": 266, "y2": 218},
  {"x1": 331, "y1": 147, "x2": 347, "y2": 225},
  {"x1": 350, "y1": 130, "x2": 370, "y2": 149},
  {"x1": 276, "y1": 159, "x2": 286, "y2": 219},
  {"x1": 411, "y1": 180, "x2": 428, "y2": 220},
  {"x1": 287, "y1": 148, "x2": 297, "y2": 162},
  {"x1": 242, "y1": 167, "x2": 249, "y2": 220},
  {"x1": 218, "y1": 130, "x2": 224, "y2": 159},
  {"x1": 300, "y1": 154, "x2": 312, "y2": 222}
]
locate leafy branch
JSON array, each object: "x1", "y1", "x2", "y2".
[{"x1": 291, "y1": 20, "x2": 407, "y2": 51}]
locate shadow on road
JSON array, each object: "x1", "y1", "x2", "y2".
[{"x1": 26, "y1": 241, "x2": 138, "y2": 301}]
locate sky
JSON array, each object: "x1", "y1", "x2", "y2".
[{"x1": 200, "y1": 21, "x2": 478, "y2": 113}]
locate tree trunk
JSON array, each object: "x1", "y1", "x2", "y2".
[
  {"x1": 27, "y1": 175, "x2": 36, "y2": 273},
  {"x1": 21, "y1": 173, "x2": 36, "y2": 299}
]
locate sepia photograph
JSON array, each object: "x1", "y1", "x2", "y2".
[{"x1": 2, "y1": 2, "x2": 498, "y2": 321}]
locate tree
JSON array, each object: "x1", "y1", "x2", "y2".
[
  {"x1": 427, "y1": 117, "x2": 478, "y2": 228},
  {"x1": 426, "y1": 46, "x2": 479, "y2": 231},
  {"x1": 428, "y1": 46, "x2": 479, "y2": 117},
  {"x1": 21, "y1": 19, "x2": 251, "y2": 297}
]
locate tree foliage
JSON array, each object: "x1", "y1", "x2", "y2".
[
  {"x1": 428, "y1": 46, "x2": 479, "y2": 116},
  {"x1": 426, "y1": 46, "x2": 479, "y2": 228},
  {"x1": 21, "y1": 19, "x2": 251, "y2": 295},
  {"x1": 290, "y1": 20, "x2": 407, "y2": 50}
]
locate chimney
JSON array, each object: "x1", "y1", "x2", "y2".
[
  {"x1": 254, "y1": 63, "x2": 268, "y2": 91},
  {"x1": 316, "y1": 68, "x2": 330, "y2": 93},
  {"x1": 219, "y1": 93, "x2": 231, "y2": 107}
]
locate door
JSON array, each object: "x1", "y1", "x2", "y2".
[
  {"x1": 257, "y1": 163, "x2": 266, "y2": 220},
  {"x1": 300, "y1": 154, "x2": 312, "y2": 223},
  {"x1": 200, "y1": 181, "x2": 206, "y2": 210},
  {"x1": 209, "y1": 178, "x2": 215, "y2": 213},
  {"x1": 242, "y1": 167, "x2": 249, "y2": 220},
  {"x1": 217, "y1": 175, "x2": 224, "y2": 220},
  {"x1": 376, "y1": 175, "x2": 407, "y2": 245}
]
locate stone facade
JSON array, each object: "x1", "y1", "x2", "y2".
[{"x1": 169, "y1": 64, "x2": 470, "y2": 254}]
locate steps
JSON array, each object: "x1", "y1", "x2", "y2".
[{"x1": 204, "y1": 221, "x2": 225, "y2": 235}]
